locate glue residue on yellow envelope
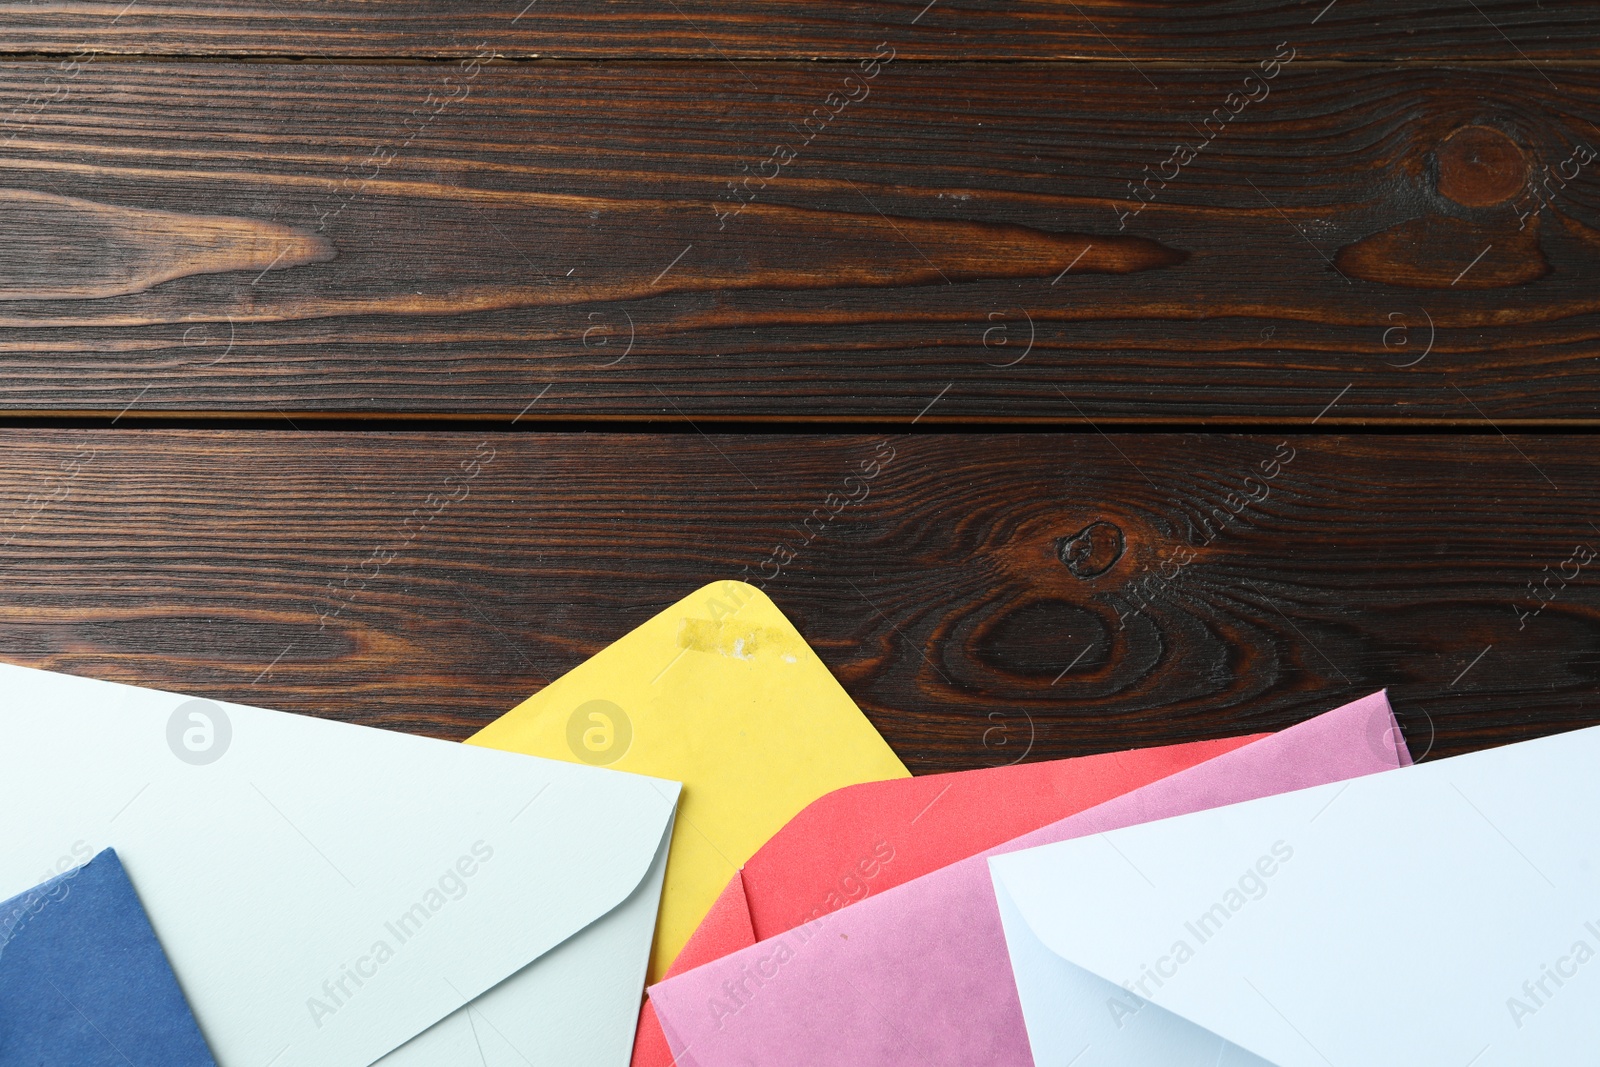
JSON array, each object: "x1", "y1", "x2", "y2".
[{"x1": 467, "y1": 580, "x2": 909, "y2": 982}]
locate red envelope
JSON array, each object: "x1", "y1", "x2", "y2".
[{"x1": 630, "y1": 731, "x2": 1264, "y2": 1066}]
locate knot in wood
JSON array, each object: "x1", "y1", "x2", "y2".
[
  {"x1": 1436, "y1": 125, "x2": 1526, "y2": 208},
  {"x1": 1057, "y1": 521, "x2": 1124, "y2": 579}
]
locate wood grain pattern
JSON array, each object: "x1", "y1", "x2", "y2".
[
  {"x1": 0, "y1": 188, "x2": 331, "y2": 300},
  {"x1": 2, "y1": 430, "x2": 1595, "y2": 772},
  {"x1": 1, "y1": 8, "x2": 1593, "y2": 787},
  {"x1": 0, "y1": 0, "x2": 1594, "y2": 60},
  {"x1": 2, "y1": 61, "x2": 1600, "y2": 422}
]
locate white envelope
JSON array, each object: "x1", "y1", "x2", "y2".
[
  {"x1": 989, "y1": 722, "x2": 1600, "y2": 1067},
  {"x1": 0, "y1": 663, "x2": 680, "y2": 1067},
  {"x1": 990, "y1": 879, "x2": 1274, "y2": 1066}
]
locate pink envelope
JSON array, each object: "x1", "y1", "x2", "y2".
[{"x1": 650, "y1": 691, "x2": 1411, "y2": 1065}]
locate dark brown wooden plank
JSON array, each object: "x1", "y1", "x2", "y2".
[
  {"x1": 1, "y1": 429, "x2": 1595, "y2": 772},
  {"x1": 0, "y1": 1, "x2": 1594, "y2": 60},
  {"x1": 4, "y1": 60, "x2": 1600, "y2": 424}
]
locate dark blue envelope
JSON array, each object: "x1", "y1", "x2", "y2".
[{"x1": 0, "y1": 848, "x2": 216, "y2": 1066}]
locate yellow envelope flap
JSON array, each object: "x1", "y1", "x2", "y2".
[{"x1": 467, "y1": 580, "x2": 909, "y2": 981}]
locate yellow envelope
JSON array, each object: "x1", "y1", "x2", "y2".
[{"x1": 467, "y1": 580, "x2": 909, "y2": 981}]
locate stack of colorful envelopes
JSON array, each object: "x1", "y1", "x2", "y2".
[{"x1": 3, "y1": 580, "x2": 1594, "y2": 1065}]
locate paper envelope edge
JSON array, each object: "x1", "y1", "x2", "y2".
[
  {"x1": 644, "y1": 691, "x2": 1409, "y2": 1066},
  {"x1": 0, "y1": 846, "x2": 220, "y2": 1065},
  {"x1": 352, "y1": 763, "x2": 684, "y2": 1065},
  {"x1": 630, "y1": 735, "x2": 1265, "y2": 1067},
  {"x1": 471, "y1": 578, "x2": 907, "y2": 770},
  {"x1": 469, "y1": 578, "x2": 906, "y2": 986},
  {"x1": 381, "y1": 806, "x2": 680, "y2": 1067},
  {"x1": 991, "y1": 860, "x2": 1280, "y2": 1066},
  {"x1": 0, "y1": 660, "x2": 684, "y2": 1066},
  {"x1": 990, "y1": 873, "x2": 1265, "y2": 1066},
  {"x1": 985, "y1": 692, "x2": 1414, "y2": 1067}
]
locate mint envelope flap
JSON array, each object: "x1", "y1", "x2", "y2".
[
  {"x1": 377, "y1": 806, "x2": 677, "y2": 1066},
  {"x1": 0, "y1": 848, "x2": 217, "y2": 1066},
  {"x1": 0, "y1": 662, "x2": 681, "y2": 1067},
  {"x1": 986, "y1": 723, "x2": 1600, "y2": 1067}
]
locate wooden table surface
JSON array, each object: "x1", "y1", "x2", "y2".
[{"x1": 2, "y1": 3, "x2": 1597, "y2": 770}]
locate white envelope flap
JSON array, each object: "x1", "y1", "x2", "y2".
[
  {"x1": 991, "y1": 873, "x2": 1281, "y2": 1067},
  {"x1": 0, "y1": 662, "x2": 680, "y2": 1067},
  {"x1": 988, "y1": 724, "x2": 1600, "y2": 1067}
]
